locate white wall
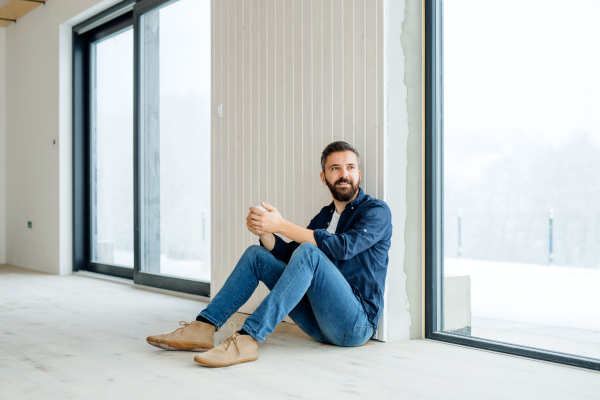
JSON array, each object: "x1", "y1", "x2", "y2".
[
  {"x1": 400, "y1": 0, "x2": 424, "y2": 339},
  {"x1": 378, "y1": 0, "x2": 422, "y2": 341},
  {"x1": 3, "y1": 0, "x2": 423, "y2": 340},
  {"x1": 0, "y1": 27, "x2": 5, "y2": 264},
  {"x1": 4, "y1": 0, "x2": 123, "y2": 274}
]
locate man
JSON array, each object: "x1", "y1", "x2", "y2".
[{"x1": 147, "y1": 141, "x2": 392, "y2": 368}]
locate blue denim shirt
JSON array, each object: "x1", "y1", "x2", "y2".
[{"x1": 260, "y1": 188, "x2": 392, "y2": 327}]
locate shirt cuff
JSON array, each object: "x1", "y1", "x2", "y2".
[{"x1": 313, "y1": 228, "x2": 332, "y2": 251}]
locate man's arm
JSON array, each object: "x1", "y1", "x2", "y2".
[
  {"x1": 278, "y1": 220, "x2": 317, "y2": 246},
  {"x1": 313, "y1": 203, "x2": 392, "y2": 260},
  {"x1": 258, "y1": 232, "x2": 276, "y2": 251}
]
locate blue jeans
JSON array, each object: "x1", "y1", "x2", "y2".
[{"x1": 198, "y1": 243, "x2": 374, "y2": 346}]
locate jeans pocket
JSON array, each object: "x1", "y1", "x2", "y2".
[{"x1": 340, "y1": 324, "x2": 374, "y2": 347}]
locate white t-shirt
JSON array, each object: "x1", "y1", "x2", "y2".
[{"x1": 327, "y1": 210, "x2": 341, "y2": 234}]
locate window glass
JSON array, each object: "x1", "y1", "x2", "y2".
[
  {"x1": 443, "y1": 0, "x2": 600, "y2": 359},
  {"x1": 91, "y1": 28, "x2": 134, "y2": 268},
  {"x1": 140, "y1": 0, "x2": 211, "y2": 281}
]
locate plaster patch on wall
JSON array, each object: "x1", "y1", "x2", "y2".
[
  {"x1": 385, "y1": 0, "x2": 412, "y2": 341},
  {"x1": 0, "y1": 28, "x2": 5, "y2": 264},
  {"x1": 400, "y1": 0, "x2": 423, "y2": 340}
]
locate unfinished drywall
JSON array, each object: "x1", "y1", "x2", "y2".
[
  {"x1": 0, "y1": 27, "x2": 5, "y2": 264},
  {"x1": 4, "y1": 0, "x2": 123, "y2": 274},
  {"x1": 384, "y1": 0, "x2": 422, "y2": 341},
  {"x1": 384, "y1": 0, "x2": 409, "y2": 341},
  {"x1": 401, "y1": 0, "x2": 424, "y2": 339}
]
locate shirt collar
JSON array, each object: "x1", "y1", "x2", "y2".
[
  {"x1": 348, "y1": 187, "x2": 366, "y2": 209},
  {"x1": 328, "y1": 188, "x2": 366, "y2": 213}
]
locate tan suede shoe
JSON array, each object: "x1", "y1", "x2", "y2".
[
  {"x1": 147, "y1": 321, "x2": 215, "y2": 352},
  {"x1": 194, "y1": 323, "x2": 258, "y2": 367}
]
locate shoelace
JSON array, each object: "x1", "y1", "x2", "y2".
[
  {"x1": 218, "y1": 322, "x2": 241, "y2": 354},
  {"x1": 174, "y1": 321, "x2": 191, "y2": 337}
]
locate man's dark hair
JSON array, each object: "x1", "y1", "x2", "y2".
[{"x1": 320, "y1": 141, "x2": 360, "y2": 172}]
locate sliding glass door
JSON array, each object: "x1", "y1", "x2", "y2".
[
  {"x1": 90, "y1": 26, "x2": 135, "y2": 270},
  {"x1": 425, "y1": 0, "x2": 600, "y2": 371},
  {"x1": 138, "y1": 0, "x2": 211, "y2": 282},
  {"x1": 73, "y1": 0, "x2": 211, "y2": 295}
]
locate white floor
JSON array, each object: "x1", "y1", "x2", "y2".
[{"x1": 1, "y1": 264, "x2": 599, "y2": 400}]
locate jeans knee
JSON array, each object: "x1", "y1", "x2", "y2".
[
  {"x1": 239, "y1": 245, "x2": 267, "y2": 267},
  {"x1": 243, "y1": 244, "x2": 265, "y2": 257},
  {"x1": 297, "y1": 242, "x2": 317, "y2": 253},
  {"x1": 291, "y1": 242, "x2": 319, "y2": 261}
]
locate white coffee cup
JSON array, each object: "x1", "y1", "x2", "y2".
[{"x1": 252, "y1": 205, "x2": 268, "y2": 215}]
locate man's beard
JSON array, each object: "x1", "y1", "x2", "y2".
[{"x1": 325, "y1": 175, "x2": 361, "y2": 202}]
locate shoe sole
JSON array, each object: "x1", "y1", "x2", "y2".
[
  {"x1": 193, "y1": 356, "x2": 258, "y2": 368},
  {"x1": 147, "y1": 338, "x2": 213, "y2": 352}
]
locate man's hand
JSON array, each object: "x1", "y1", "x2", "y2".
[
  {"x1": 248, "y1": 202, "x2": 283, "y2": 234},
  {"x1": 246, "y1": 202, "x2": 277, "y2": 251},
  {"x1": 246, "y1": 212, "x2": 265, "y2": 236},
  {"x1": 246, "y1": 201, "x2": 316, "y2": 249}
]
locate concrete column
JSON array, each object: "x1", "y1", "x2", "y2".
[
  {"x1": 0, "y1": 28, "x2": 5, "y2": 264},
  {"x1": 143, "y1": 12, "x2": 161, "y2": 273},
  {"x1": 385, "y1": 0, "x2": 423, "y2": 341}
]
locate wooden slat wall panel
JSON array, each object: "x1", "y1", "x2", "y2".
[
  {"x1": 377, "y1": 0, "x2": 385, "y2": 198},
  {"x1": 211, "y1": 0, "x2": 385, "y2": 316},
  {"x1": 365, "y1": 0, "x2": 377, "y2": 199}
]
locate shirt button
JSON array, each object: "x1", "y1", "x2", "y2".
[
  {"x1": 351, "y1": 207, "x2": 354, "y2": 209},
  {"x1": 364, "y1": 229, "x2": 367, "y2": 232}
]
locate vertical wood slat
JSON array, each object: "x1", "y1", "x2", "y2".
[
  {"x1": 313, "y1": 0, "x2": 327, "y2": 208},
  {"x1": 227, "y1": 0, "x2": 236, "y2": 285},
  {"x1": 332, "y1": 0, "x2": 343, "y2": 143},
  {"x1": 303, "y1": 0, "x2": 314, "y2": 223},
  {"x1": 245, "y1": 0, "x2": 254, "y2": 251},
  {"x1": 275, "y1": 0, "x2": 285, "y2": 224},
  {"x1": 258, "y1": 0, "x2": 266, "y2": 223},
  {"x1": 354, "y1": 0, "x2": 366, "y2": 192},
  {"x1": 322, "y1": 0, "x2": 333, "y2": 146},
  {"x1": 236, "y1": 0, "x2": 245, "y2": 264},
  {"x1": 212, "y1": 0, "x2": 385, "y2": 314},
  {"x1": 267, "y1": 0, "x2": 277, "y2": 207},
  {"x1": 294, "y1": 0, "x2": 303, "y2": 226},
  {"x1": 376, "y1": 0, "x2": 384, "y2": 200},
  {"x1": 343, "y1": 0, "x2": 354, "y2": 143},
  {"x1": 284, "y1": 1, "x2": 294, "y2": 224},
  {"x1": 365, "y1": 0, "x2": 377, "y2": 199}
]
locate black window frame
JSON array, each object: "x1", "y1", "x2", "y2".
[
  {"x1": 424, "y1": 0, "x2": 600, "y2": 372},
  {"x1": 73, "y1": 0, "x2": 210, "y2": 297}
]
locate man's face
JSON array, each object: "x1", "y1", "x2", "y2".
[{"x1": 320, "y1": 151, "x2": 362, "y2": 202}]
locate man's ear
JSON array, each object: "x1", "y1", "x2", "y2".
[{"x1": 320, "y1": 171, "x2": 325, "y2": 185}]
